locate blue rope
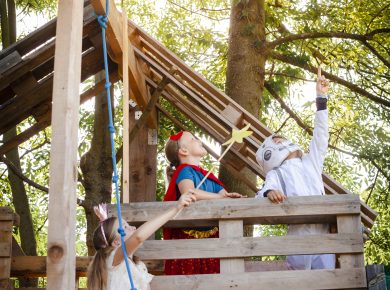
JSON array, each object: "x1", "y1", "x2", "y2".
[{"x1": 97, "y1": 2, "x2": 136, "y2": 290}]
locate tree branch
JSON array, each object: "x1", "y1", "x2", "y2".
[
  {"x1": 266, "y1": 29, "x2": 390, "y2": 49},
  {"x1": 266, "y1": 29, "x2": 390, "y2": 69},
  {"x1": 0, "y1": 155, "x2": 48, "y2": 193},
  {"x1": 365, "y1": 169, "x2": 379, "y2": 204},
  {"x1": 361, "y1": 40, "x2": 390, "y2": 69},
  {"x1": 270, "y1": 52, "x2": 390, "y2": 107}
]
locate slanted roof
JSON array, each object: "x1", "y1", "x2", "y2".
[{"x1": 0, "y1": 2, "x2": 377, "y2": 227}]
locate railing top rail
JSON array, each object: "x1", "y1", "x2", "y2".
[{"x1": 110, "y1": 195, "x2": 360, "y2": 227}]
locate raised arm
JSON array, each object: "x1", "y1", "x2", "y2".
[
  {"x1": 307, "y1": 66, "x2": 329, "y2": 175},
  {"x1": 113, "y1": 194, "x2": 196, "y2": 264}
]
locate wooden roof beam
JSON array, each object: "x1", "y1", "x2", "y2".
[
  {"x1": 0, "y1": 71, "x2": 119, "y2": 156},
  {"x1": 90, "y1": 0, "x2": 156, "y2": 127}
]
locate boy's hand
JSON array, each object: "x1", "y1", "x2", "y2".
[
  {"x1": 316, "y1": 66, "x2": 329, "y2": 96},
  {"x1": 177, "y1": 192, "x2": 196, "y2": 209},
  {"x1": 267, "y1": 190, "x2": 286, "y2": 203}
]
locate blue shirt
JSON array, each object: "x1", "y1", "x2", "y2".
[{"x1": 176, "y1": 166, "x2": 224, "y2": 197}]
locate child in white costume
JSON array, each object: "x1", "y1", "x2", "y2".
[
  {"x1": 87, "y1": 193, "x2": 196, "y2": 290},
  {"x1": 255, "y1": 67, "x2": 335, "y2": 270}
]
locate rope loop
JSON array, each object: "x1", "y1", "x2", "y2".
[
  {"x1": 118, "y1": 228, "x2": 126, "y2": 237},
  {"x1": 108, "y1": 125, "x2": 115, "y2": 134},
  {"x1": 112, "y1": 175, "x2": 119, "y2": 183},
  {"x1": 97, "y1": 15, "x2": 108, "y2": 29}
]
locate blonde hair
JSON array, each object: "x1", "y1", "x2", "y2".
[
  {"x1": 87, "y1": 217, "x2": 119, "y2": 290},
  {"x1": 165, "y1": 138, "x2": 181, "y2": 181}
]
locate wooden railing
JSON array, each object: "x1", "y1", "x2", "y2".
[
  {"x1": 116, "y1": 194, "x2": 366, "y2": 290},
  {"x1": 10, "y1": 195, "x2": 367, "y2": 289},
  {"x1": 0, "y1": 207, "x2": 19, "y2": 289}
]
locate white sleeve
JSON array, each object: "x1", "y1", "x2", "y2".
[
  {"x1": 306, "y1": 110, "x2": 329, "y2": 175},
  {"x1": 256, "y1": 170, "x2": 282, "y2": 197}
]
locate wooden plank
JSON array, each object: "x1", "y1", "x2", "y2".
[
  {"x1": 135, "y1": 233, "x2": 362, "y2": 260},
  {"x1": 0, "y1": 220, "x2": 13, "y2": 280},
  {"x1": 219, "y1": 220, "x2": 245, "y2": 273},
  {"x1": 46, "y1": 0, "x2": 84, "y2": 289},
  {"x1": 0, "y1": 114, "x2": 50, "y2": 156},
  {"x1": 11, "y1": 257, "x2": 292, "y2": 278},
  {"x1": 0, "y1": 242, "x2": 11, "y2": 257},
  {"x1": 0, "y1": 19, "x2": 57, "y2": 60},
  {"x1": 151, "y1": 268, "x2": 367, "y2": 290},
  {"x1": 0, "y1": 14, "x2": 99, "y2": 94},
  {"x1": 122, "y1": 10, "x2": 130, "y2": 203},
  {"x1": 0, "y1": 43, "x2": 105, "y2": 136},
  {"x1": 131, "y1": 22, "x2": 272, "y2": 138},
  {"x1": 0, "y1": 51, "x2": 22, "y2": 74},
  {"x1": 90, "y1": 0, "x2": 155, "y2": 126},
  {"x1": 115, "y1": 195, "x2": 360, "y2": 226},
  {"x1": 337, "y1": 215, "x2": 365, "y2": 270},
  {"x1": 0, "y1": 71, "x2": 118, "y2": 156},
  {"x1": 11, "y1": 256, "x2": 91, "y2": 278}
]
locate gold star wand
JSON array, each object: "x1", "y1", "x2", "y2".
[{"x1": 196, "y1": 123, "x2": 253, "y2": 189}]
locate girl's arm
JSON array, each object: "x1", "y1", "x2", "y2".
[
  {"x1": 113, "y1": 194, "x2": 195, "y2": 265},
  {"x1": 178, "y1": 179, "x2": 242, "y2": 200}
]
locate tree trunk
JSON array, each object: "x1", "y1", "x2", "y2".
[
  {"x1": 2, "y1": 0, "x2": 38, "y2": 286},
  {"x1": 0, "y1": 0, "x2": 10, "y2": 48},
  {"x1": 219, "y1": 0, "x2": 266, "y2": 197},
  {"x1": 80, "y1": 72, "x2": 113, "y2": 255},
  {"x1": 4, "y1": 128, "x2": 38, "y2": 287},
  {"x1": 6, "y1": 0, "x2": 15, "y2": 44}
]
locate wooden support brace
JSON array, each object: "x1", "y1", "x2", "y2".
[
  {"x1": 337, "y1": 215, "x2": 365, "y2": 270},
  {"x1": 90, "y1": 0, "x2": 155, "y2": 127},
  {"x1": 115, "y1": 68, "x2": 175, "y2": 162},
  {"x1": 122, "y1": 11, "x2": 130, "y2": 203},
  {"x1": 46, "y1": 0, "x2": 84, "y2": 289},
  {"x1": 219, "y1": 220, "x2": 245, "y2": 273}
]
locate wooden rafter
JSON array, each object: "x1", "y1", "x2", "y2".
[{"x1": 90, "y1": 0, "x2": 156, "y2": 127}]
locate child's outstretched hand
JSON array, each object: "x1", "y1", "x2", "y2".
[
  {"x1": 267, "y1": 190, "x2": 286, "y2": 204},
  {"x1": 177, "y1": 192, "x2": 196, "y2": 209},
  {"x1": 316, "y1": 66, "x2": 329, "y2": 96},
  {"x1": 221, "y1": 192, "x2": 243, "y2": 198}
]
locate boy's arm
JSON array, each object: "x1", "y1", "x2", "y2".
[
  {"x1": 307, "y1": 67, "x2": 329, "y2": 175},
  {"x1": 256, "y1": 170, "x2": 283, "y2": 197}
]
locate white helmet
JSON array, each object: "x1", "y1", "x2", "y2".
[{"x1": 256, "y1": 134, "x2": 302, "y2": 174}]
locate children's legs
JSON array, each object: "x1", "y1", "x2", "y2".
[
  {"x1": 311, "y1": 254, "x2": 336, "y2": 269},
  {"x1": 287, "y1": 255, "x2": 312, "y2": 270}
]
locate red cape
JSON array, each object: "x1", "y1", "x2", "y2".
[{"x1": 163, "y1": 164, "x2": 225, "y2": 240}]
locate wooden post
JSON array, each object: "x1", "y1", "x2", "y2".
[
  {"x1": 0, "y1": 207, "x2": 17, "y2": 290},
  {"x1": 122, "y1": 10, "x2": 130, "y2": 203},
  {"x1": 219, "y1": 220, "x2": 245, "y2": 273},
  {"x1": 46, "y1": 0, "x2": 84, "y2": 289},
  {"x1": 337, "y1": 214, "x2": 365, "y2": 269}
]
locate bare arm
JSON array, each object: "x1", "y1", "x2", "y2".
[
  {"x1": 113, "y1": 194, "x2": 195, "y2": 265},
  {"x1": 178, "y1": 179, "x2": 242, "y2": 200}
]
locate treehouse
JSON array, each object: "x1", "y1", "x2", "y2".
[{"x1": 0, "y1": 0, "x2": 378, "y2": 289}]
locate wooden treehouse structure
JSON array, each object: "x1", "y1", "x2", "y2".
[{"x1": 0, "y1": 0, "x2": 377, "y2": 289}]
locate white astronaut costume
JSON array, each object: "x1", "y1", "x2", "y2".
[{"x1": 256, "y1": 102, "x2": 335, "y2": 270}]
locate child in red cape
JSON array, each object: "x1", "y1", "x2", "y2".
[{"x1": 163, "y1": 131, "x2": 242, "y2": 275}]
